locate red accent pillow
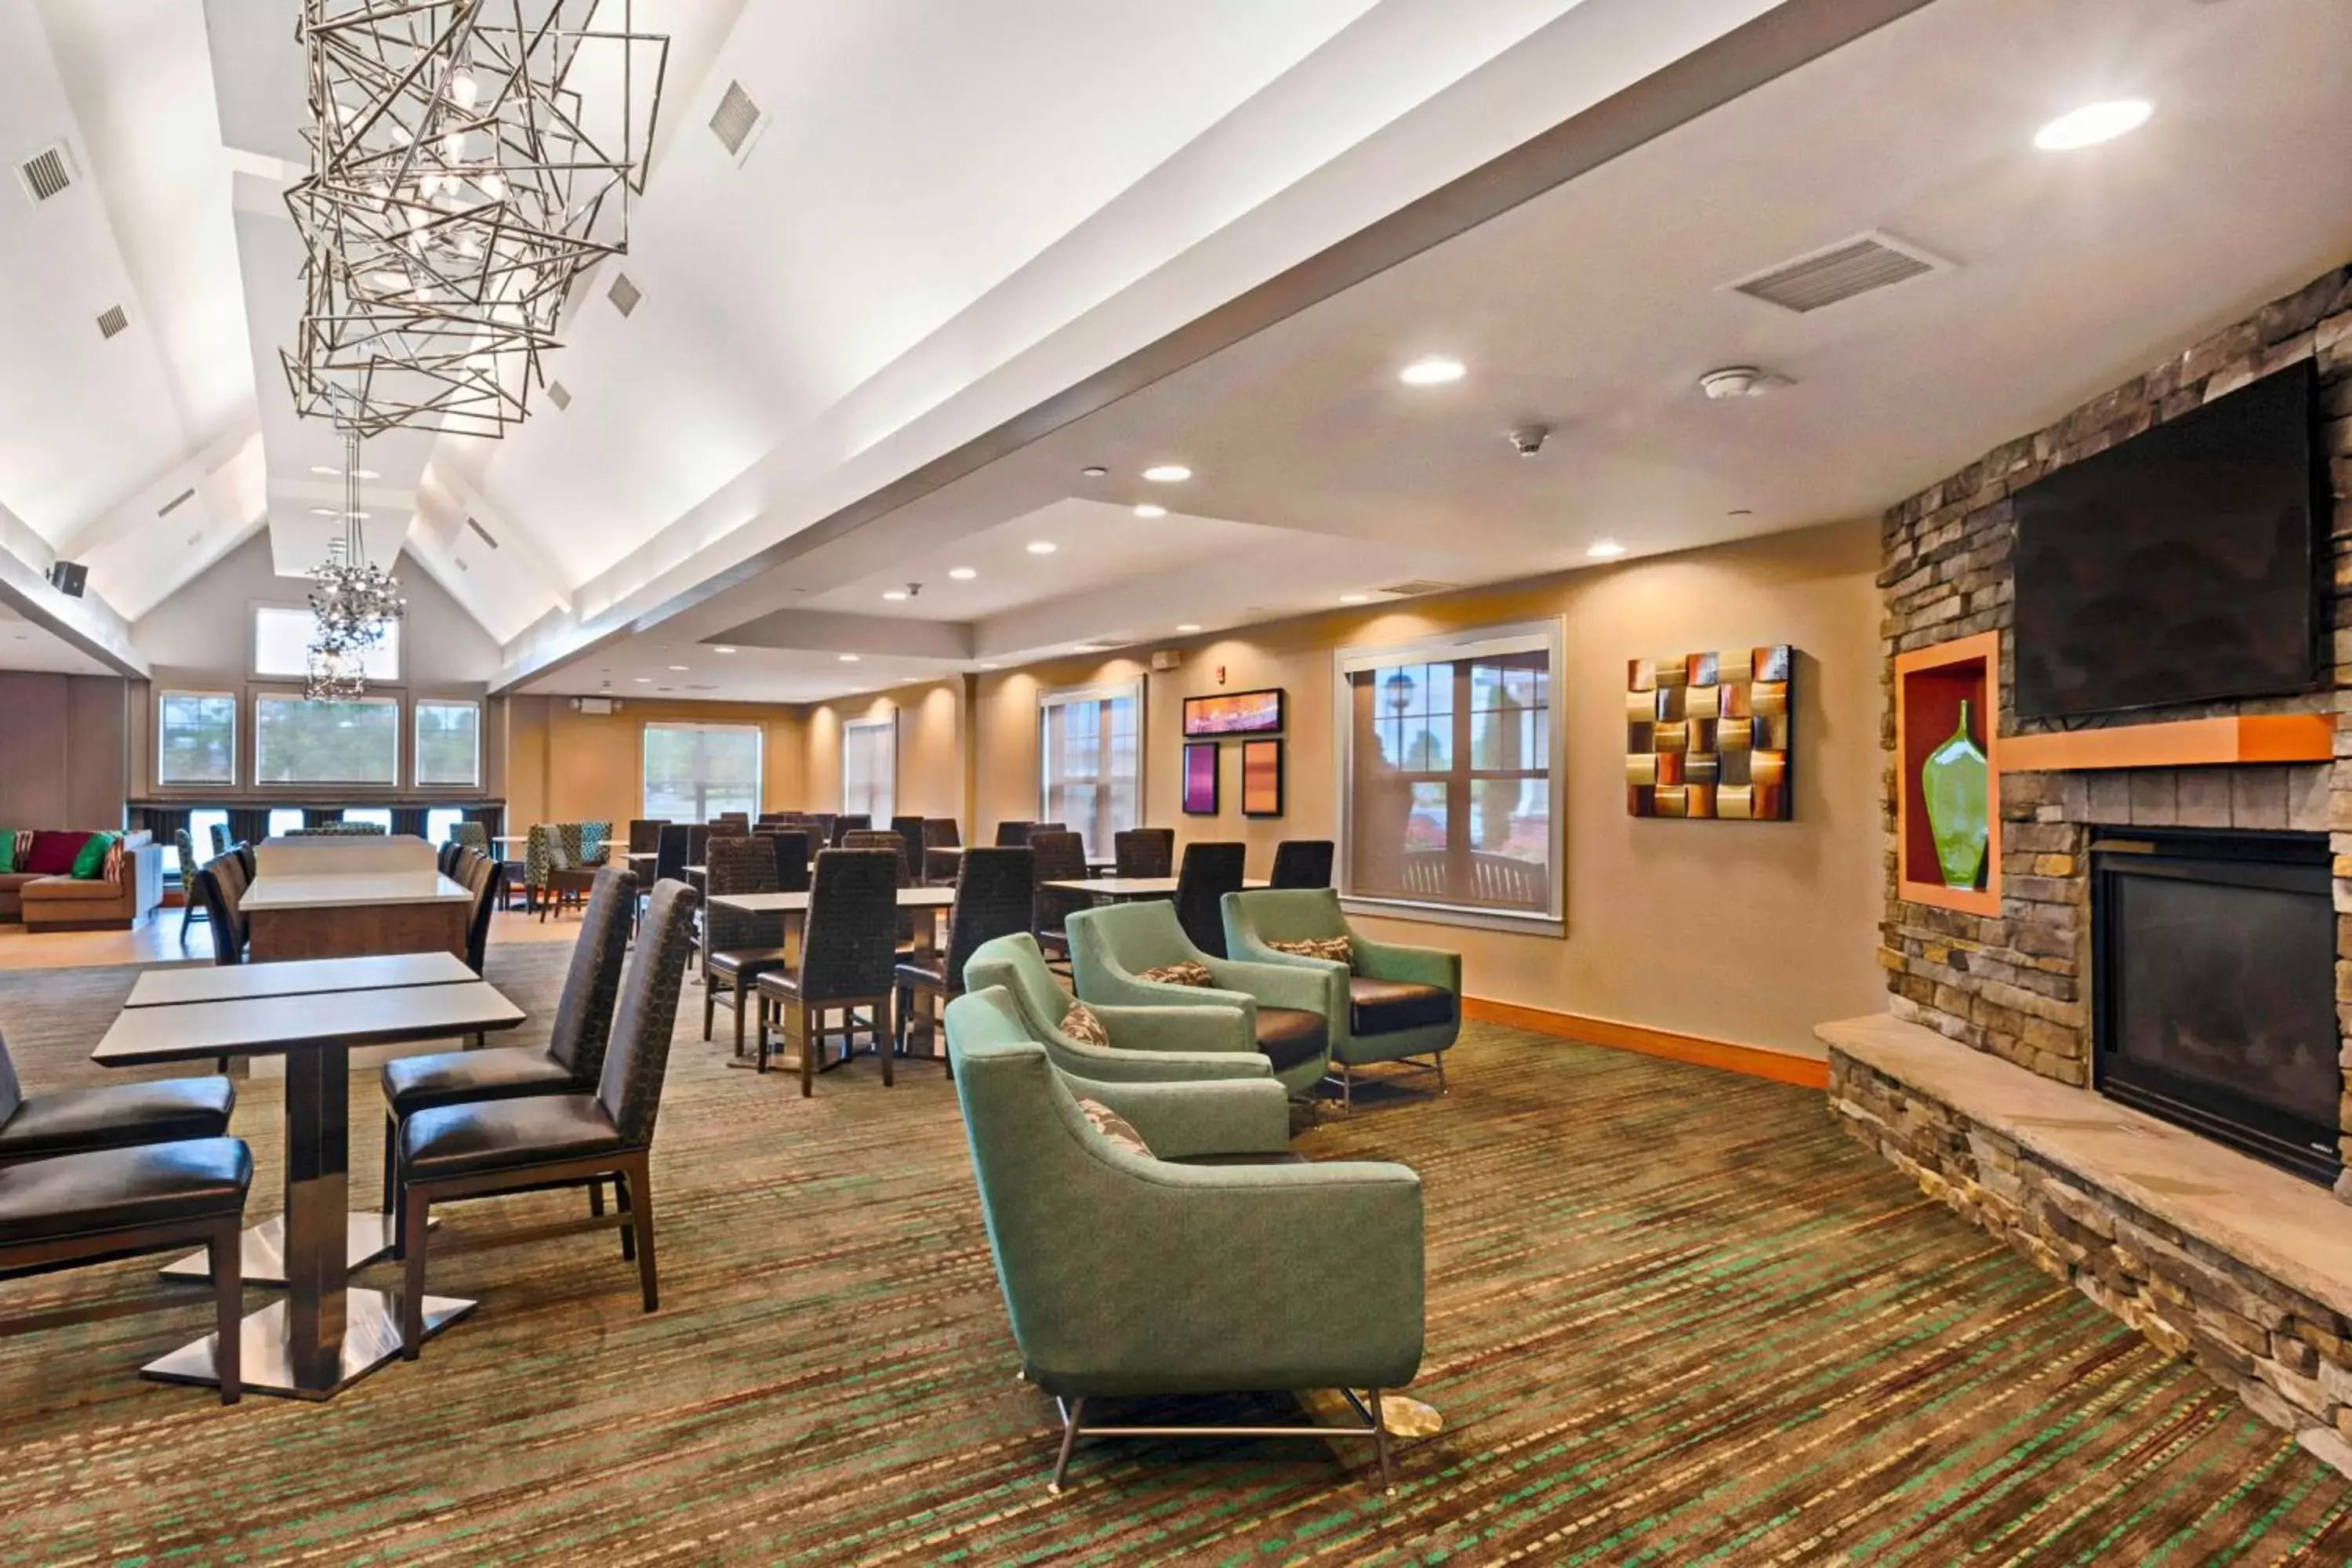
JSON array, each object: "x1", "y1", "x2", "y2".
[{"x1": 24, "y1": 831, "x2": 92, "y2": 877}]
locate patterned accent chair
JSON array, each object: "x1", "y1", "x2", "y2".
[
  {"x1": 395, "y1": 877, "x2": 699, "y2": 1357},
  {"x1": 208, "y1": 823, "x2": 231, "y2": 859},
  {"x1": 173, "y1": 828, "x2": 209, "y2": 946},
  {"x1": 1223, "y1": 889, "x2": 1459, "y2": 1114},
  {"x1": 942, "y1": 984, "x2": 1423, "y2": 1493},
  {"x1": 1066, "y1": 901, "x2": 1338, "y2": 1098},
  {"x1": 893, "y1": 846, "x2": 1034, "y2": 1062},
  {"x1": 449, "y1": 821, "x2": 491, "y2": 857},
  {"x1": 962, "y1": 932, "x2": 1268, "y2": 1084},
  {"x1": 702, "y1": 837, "x2": 789, "y2": 1054}
]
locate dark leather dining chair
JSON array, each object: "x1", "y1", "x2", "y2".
[
  {"x1": 382, "y1": 866, "x2": 637, "y2": 1234},
  {"x1": 174, "y1": 829, "x2": 209, "y2": 946},
  {"x1": 1174, "y1": 842, "x2": 1247, "y2": 958},
  {"x1": 993, "y1": 820, "x2": 1035, "y2": 848},
  {"x1": 887, "y1": 816, "x2": 927, "y2": 880},
  {"x1": 921, "y1": 818, "x2": 962, "y2": 884},
  {"x1": 0, "y1": 1029, "x2": 235, "y2": 1171},
  {"x1": 1113, "y1": 828, "x2": 1174, "y2": 880},
  {"x1": 0, "y1": 1138, "x2": 252, "y2": 1403},
  {"x1": 768, "y1": 829, "x2": 812, "y2": 895},
  {"x1": 894, "y1": 847, "x2": 1033, "y2": 1065},
  {"x1": 1269, "y1": 840, "x2": 1336, "y2": 890},
  {"x1": 396, "y1": 880, "x2": 700, "y2": 1358},
  {"x1": 1029, "y1": 830, "x2": 1091, "y2": 964},
  {"x1": 461, "y1": 856, "x2": 505, "y2": 980},
  {"x1": 753, "y1": 848, "x2": 902, "y2": 1094},
  {"x1": 829, "y1": 814, "x2": 872, "y2": 848},
  {"x1": 703, "y1": 837, "x2": 789, "y2": 1054},
  {"x1": 843, "y1": 830, "x2": 919, "y2": 949}
]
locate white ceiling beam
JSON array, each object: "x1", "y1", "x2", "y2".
[
  {"x1": 425, "y1": 463, "x2": 575, "y2": 615},
  {"x1": 0, "y1": 499, "x2": 146, "y2": 677},
  {"x1": 699, "y1": 609, "x2": 973, "y2": 662}
]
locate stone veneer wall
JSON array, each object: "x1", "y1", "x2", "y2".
[
  {"x1": 1831, "y1": 1052, "x2": 2352, "y2": 1475},
  {"x1": 1876, "y1": 262, "x2": 2352, "y2": 1186}
]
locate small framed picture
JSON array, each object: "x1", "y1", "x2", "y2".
[
  {"x1": 1182, "y1": 688, "x2": 1284, "y2": 738},
  {"x1": 1240, "y1": 738, "x2": 1284, "y2": 818},
  {"x1": 1181, "y1": 742, "x2": 1220, "y2": 815}
]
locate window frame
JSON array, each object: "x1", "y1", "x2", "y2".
[
  {"x1": 1333, "y1": 619, "x2": 1566, "y2": 935},
  {"x1": 250, "y1": 691, "x2": 405, "y2": 789},
  {"x1": 1037, "y1": 678, "x2": 1145, "y2": 857},
  {"x1": 154, "y1": 688, "x2": 240, "y2": 789},
  {"x1": 840, "y1": 713, "x2": 898, "y2": 824},
  {"x1": 640, "y1": 720, "x2": 765, "y2": 822},
  {"x1": 249, "y1": 602, "x2": 402, "y2": 685},
  {"x1": 413, "y1": 698, "x2": 484, "y2": 789}
]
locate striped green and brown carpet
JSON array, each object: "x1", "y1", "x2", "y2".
[{"x1": 2, "y1": 946, "x2": 2348, "y2": 1564}]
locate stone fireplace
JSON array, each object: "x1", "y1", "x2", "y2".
[{"x1": 1828, "y1": 260, "x2": 2352, "y2": 1475}]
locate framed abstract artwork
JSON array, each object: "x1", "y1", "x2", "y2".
[
  {"x1": 1183, "y1": 688, "x2": 1284, "y2": 738},
  {"x1": 1240, "y1": 738, "x2": 1284, "y2": 817},
  {"x1": 1181, "y1": 742, "x2": 1220, "y2": 815},
  {"x1": 1626, "y1": 645, "x2": 1793, "y2": 820}
]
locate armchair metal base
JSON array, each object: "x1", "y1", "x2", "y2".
[
  {"x1": 1045, "y1": 1388, "x2": 1396, "y2": 1496},
  {"x1": 1326, "y1": 1052, "x2": 1448, "y2": 1115}
]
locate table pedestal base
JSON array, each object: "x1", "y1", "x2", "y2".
[
  {"x1": 158, "y1": 1211, "x2": 434, "y2": 1286},
  {"x1": 143, "y1": 1288, "x2": 473, "y2": 1401}
]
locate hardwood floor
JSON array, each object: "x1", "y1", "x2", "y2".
[{"x1": 0, "y1": 906, "x2": 580, "y2": 972}]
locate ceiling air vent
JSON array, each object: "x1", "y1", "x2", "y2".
[
  {"x1": 1726, "y1": 230, "x2": 1947, "y2": 314},
  {"x1": 16, "y1": 142, "x2": 74, "y2": 204},
  {"x1": 156, "y1": 487, "x2": 196, "y2": 517},
  {"x1": 607, "y1": 271, "x2": 641, "y2": 318},
  {"x1": 709, "y1": 80, "x2": 764, "y2": 161},
  {"x1": 465, "y1": 516, "x2": 499, "y2": 549},
  {"x1": 546, "y1": 379, "x2": 572, "y2": 411},
  {"x1": 95, "y1": 304, "x2": 129, "y2": 339},
  {"x1": 1377, "y1": 579, "x2": 1461, "y2": 598}
]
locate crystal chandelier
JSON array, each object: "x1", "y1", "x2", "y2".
[{"x1": 279, "y1": 1, "x2": 666, "y2": 691}]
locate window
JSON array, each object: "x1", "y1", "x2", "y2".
[
  {"x1": 1338, "y1": 622, "x2": 1562, "y2": 926},
  {"x1": 342, "y1": 808, "x2": 393, "y2": 831},
  {"x1": 253, "y1": 695, "x2": 401, "y2": 786},
  {"x1": 841, "y1": 716, "x2": 896, "y2": 823},
  {"x1": 415, "y1": 700, "x2": 481, "y2": 787},
  {"x1": 158, "y1": 691, "x2": 237, "y2": 786},
  {"x1": 424, "y1": 808, "x2": 465, "y2": 846},
  {"x1": 267, "y1": 807, "x2": 307, "y2": 837},
  {"x1": 643, "y1": 722, "x2": 762, "y2": 822},
  {"x1": 187, "y1": 808, "x2": 230, "y2": 865},
  {"x1": 252, "y1": 605, "x2": 399, "y2": 682},
  {"x1": 1040, "y1": 681, "x2": 1142, "y2": 856}
]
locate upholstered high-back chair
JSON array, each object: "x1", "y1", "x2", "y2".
[
  {"x1": 702, "y1": 836, "x2": 787, "y2": 1054},
  {"x1": 961, "y1": 932, "x2": 1266, "y2": 1085},
  {"x1": 893, "y1": 846, "x2": 1033, "y2": 1062},
  {"x1": 829, "y1": 814, "x2": 872, "y2": 848},
  {"x1": 844, "y1": 829, "x2": 917, "y2": 946},
  {"x1": 627, "y1": 818, "x2": 666, "y2": 854},
  {"x1": 887, "y1": 816, "x2": 927, "y2": 880},
  {"x1": 1223, "y1": 888, "x2": 1459, "y2": 1113},
  {"x1": 993, "y1": 820, "x2": 1035, "y2": 848},
  {"x1": 1173, "y1": 841, "x2": 1247, "y2": 957},
  {"x1": 462, "y1": 855, "x2": 504, "y2": 975},
  {"x1": 942, "y1": 985, "x2": 1424, "y2": 1493},
  {"x1": 1112, "y1": 828, "x2": 1174, "y2": 880},
  {"x1": 208, "y1": 822, "x2": 231, "y2": 859},
  {"x1": 196, "y1": 858, "x2": 245, "y2": 967},
  {"x1": 766, "y1": 827, "x2": 812, "y2": 893},
  {"x1": 174, "y1": 829, "x2": 209, "y2": 946},
  {"x1": 1028, "y1": 829, "x2": 1091, "y2": 963},
  {"x1": 1269, "y1": 840, "x2": 1335, "y2": 891},
  {"x1": 1065, "y1": 899, "x2": 1336, "y2": 1097},
  {"x1": 753, "y1": 848, "x2": 902, "y2": 1094},
  {"x1": 450, "y1": 820, "x2": 490, "y2": 857}
]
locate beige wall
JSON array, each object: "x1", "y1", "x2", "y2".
[
  {"x1": 0, "y1": 672, "x2": 129, "y2": 829},
  {"x1": 971, "y1": 519, "x2": 1886, "y2": 1058},
  {"x1": 798, "y1": 680, "x2": 966, "y2": 821},
  {"x1": 501, "y1": 695, "x2": 808, "y2": 830}
]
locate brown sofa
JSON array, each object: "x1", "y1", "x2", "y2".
[{"x1": 0, "y1": 832, "x2": 162, "y2": 932}]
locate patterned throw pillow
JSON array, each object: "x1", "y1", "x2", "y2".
[
  {"x1": 1139, "y1": 960, "x2": 1216, "y2": 989},
  {"x1": 1061, "y1": 1001, "x2": 1110, "y2": 1047},
  {"x1": 1074, "y1": 1098, "x2": 1153, "y2": 1159},
  {"x1": 1271, "y1": 935, "x2": 1356, "y2": 971}
]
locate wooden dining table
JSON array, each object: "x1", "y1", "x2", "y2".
[{"x1": 93, "y1": 960, "x2": 525, "y2": 1400}]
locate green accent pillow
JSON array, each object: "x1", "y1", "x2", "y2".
[
  {"x1": 0, "y1": 832, "x2": 14, "y2": 873},
  {"x1": 71, "y1": 832, "x2": 117, "y2": 880}
]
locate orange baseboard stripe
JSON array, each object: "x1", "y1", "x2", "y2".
[{"x1": 1462, "y1": 996, "x2": 1830, "y2": 1089}]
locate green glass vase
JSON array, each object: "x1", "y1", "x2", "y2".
[{"x1": 1921, "y1": 699, "x2": 1990, "y2": 891}]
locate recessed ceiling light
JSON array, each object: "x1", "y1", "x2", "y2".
[
  {"x1": 1134, "y1": 503, "x2": 1167, "y2": 519},
  {"x1": 714, "y1": 646, "x2": 736, "y2": 654},
  {"x1": 1027, "y1": 541, "x2": 1057, "y2": 555},
  {"x1": 1588, "y1": 539, "x2": 1628, "y2": 559},
  {"x1": 1072, "y1": 643, "x2": 1109, "y2": 654},
  {"x1": 948, "y1": 566, "x2": 977, "y2": 580},
  {"x1": 1142, "y1": 464, "x2": 1192, "y2": 484},
  {"x1": 1080, "y1": 466, "x2": 1108, "y2": 478},
  {"x1": 1340, "y1": 593, "x2": 1371, "y2": 604},
  {"x1": 1176, "y1": 623, "x2": 1202, "y2": 633},
  {"x1": 1398, "y1": 355, "x2": 1466, "y2": 386},
  {"x1": 2033, "y1": 99, "x2": 2152, "y2": 151},
  {"x1": 668, "y1": 664, "x2": 689, "y2": 671},
  {"x1": 838, "y1": 654, "x2": 859, "y2": 663},
  {"x1": 978, "y1": 662, "x2": 1000, "y2": 670},
  {"x1": 308, "y1": 464, "x2": 382, "y2": 479},
  {"x1": 632, "y1": 677, "x2": 652, "y2": 683},
  {"x1": 882, "y1": 590, "x2": 909, "y2": 601}
]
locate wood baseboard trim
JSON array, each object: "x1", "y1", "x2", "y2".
[{"x1": 1462, "y1": 996, "x2": 1830, "y2": 1089}]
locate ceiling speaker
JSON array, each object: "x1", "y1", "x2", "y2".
[{"x1": 47, "y1": 560, "x2": 86, "y2": 597}]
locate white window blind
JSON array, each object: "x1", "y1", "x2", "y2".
[
  {"x1": 253, "y1": 695, "x2": 401, "y2": 786},
  {"x1": 643, "y1": 722, "x2": 763, "y2": 822},
  {"x1": 841, "y1": 716, "x2": 896, "y2": 823},
  {"x1": 1039, "y1": 681, "x2": 1142, "y2": 856}
]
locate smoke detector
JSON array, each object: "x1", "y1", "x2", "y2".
[
  {"x1": 1697, "y1": 366, "x2": 1791, "y2": 401},
  {"x1": 1507, "y1": 424, "x2": 1550, "y2": 457}
]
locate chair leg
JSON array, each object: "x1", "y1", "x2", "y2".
[
  {"x1": 1436, "y1": 1051, "x2": 1448, "y2": 1094},
  {"x1": 880, "y1": 996, "x2": 895, "y2": 1089},
  {"x1": 1369, "y1": 1388, "x2": 1396, "y2": 1493},
  {"x1": 892, "y1": 983, "x2": 909, "y2": 1056},
  {"x1": 179, "y1": 902, "x2": 192, "y2": 944},
  {"x1": 1050, "y1": 1396, "x2": 1086, "y2": 1494},
  {"x1": 755, "y1": 992, "x2": 771, "y2": 1073},
  {"x1": 702, "y1": 977, "x2": 717, "y2": 1041},
  {"x1": 401, "y1": 1186, "x2": 430, "y2": 1359},
  {"x1": 381, "y1": 1112, "x2": 397, "y2": 1217},
  {"x1": 211, "y1": 1219, "x2": 242, "y2": 1405},
  {"x1": 732, "y1": 975, "x2": 748, "y2": 1056},
  {"x1": 614, "y1": 1169, "x2": 636, "y2": 1261},
  {"x1": 799, "y1": 1002, "x2": 815, "y2": 1098},
  {"x1": 628, "y1": 1156, "x2": 659, "y2": 1312},
  {"x1": 588, "y1": 1178, "x2": 605, "y2": 1219}
]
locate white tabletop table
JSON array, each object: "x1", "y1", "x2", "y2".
[
  {"x1": 125, "y1": 950, "x2": 475, "y2": 1008},
  {"x1": 240, "y1": 871, "x2": 473, "y2": 911},
  {"x1": 241, "y1": 871, "x2": 474, "y2": 962},
  {"x1": 1040, "y1": 877, "x2": 1271, "y2": 899},
  {"x1": 94, "y1": 971, "x2": 525, "y2": 1400}
]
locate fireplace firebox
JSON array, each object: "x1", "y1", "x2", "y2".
[{"x1": 2092, "y1": 828, "x2": 2340, "y2": 1185}]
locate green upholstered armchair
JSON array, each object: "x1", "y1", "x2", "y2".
[
  {"x1": 1222, "y1": 889, "x2": 1461, "y2": 1113},
  {"x1": 1065, "y1": 901, "x2": 1339, "y2": 1098},
  {"x1": 942, "y1": 985, "x2": 1424, "y2": 1493},
  {"x1": 963, "y1": 933, "x2": 1271, "y2": 1084}
]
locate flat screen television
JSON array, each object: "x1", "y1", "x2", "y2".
[{"x1": 2012, "y1": 358, "x2": 2321, "y2": 720}]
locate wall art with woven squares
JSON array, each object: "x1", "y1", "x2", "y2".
[{"x1": 1625, "y1": 645, "x2": 1793, "y2": 819}]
